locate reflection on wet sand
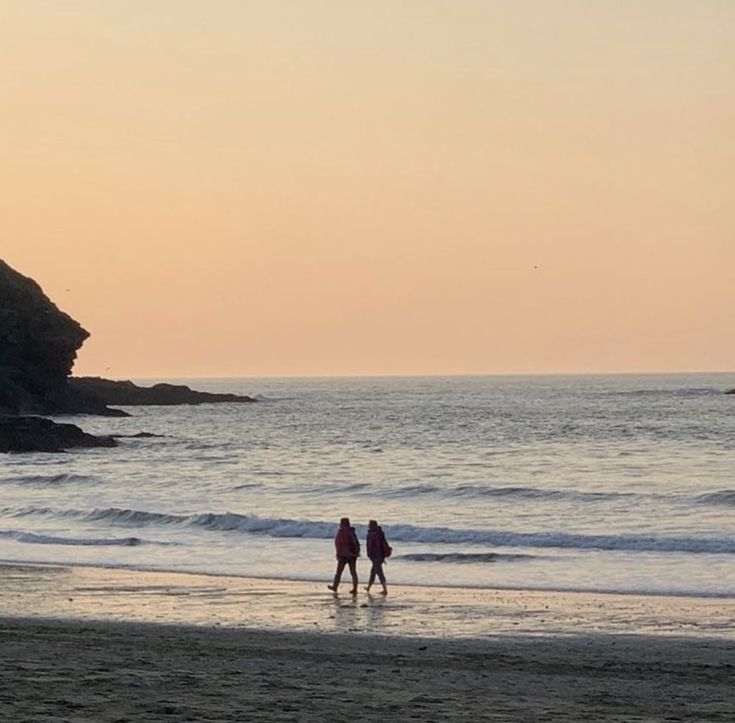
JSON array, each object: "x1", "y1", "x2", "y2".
[{"x1": 1, "y1": 563, "x2": 734, "y2": 640}]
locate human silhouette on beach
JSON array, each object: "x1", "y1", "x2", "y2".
[
  {"x1": 327, "y1": 517, "x2": 360, "y2": 595},
  {"x1": 365, "y1": 519, "x2": 391, "y2": 595}
]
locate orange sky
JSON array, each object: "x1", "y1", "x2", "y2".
[{"x1": 2, "y1": 1, "x2": 733, "y2": 377}]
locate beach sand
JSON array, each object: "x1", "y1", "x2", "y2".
[{"x1": 1, "y1": 564, "x2": 734, "y2": 721}]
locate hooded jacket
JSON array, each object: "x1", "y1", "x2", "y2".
[
  {"x1": 366, "y1": 525, "x2": 390, "y2": 561},
  {"x1": 335, "y1": 523, "x2": 360, "y2": 558}
]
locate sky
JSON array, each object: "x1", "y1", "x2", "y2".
[{"x1": 1, "y1": 1, "x2": 733, "y2": 378}]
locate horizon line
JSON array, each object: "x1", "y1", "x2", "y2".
[{"x1": 76, "y1": 370, "x2": 735, "y2": 382}]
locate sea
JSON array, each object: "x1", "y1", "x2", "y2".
[{"x1": 1, "y1": 374, "x2": 734, "y2": 599}]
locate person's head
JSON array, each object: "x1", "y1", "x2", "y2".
[
  {"x1": 340, "y1": 517, "x2": 350, "y2": 527},
  {"x1": 368, "y1": 519, "x2": 378, "y2": 529}
]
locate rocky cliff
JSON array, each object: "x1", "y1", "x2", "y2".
[
  {"x1": 0, "y1": 259, "x2": 92, "y2": 415},
  {"x1": 1, "y1": 259, "x2": 258, "y2": 452}
]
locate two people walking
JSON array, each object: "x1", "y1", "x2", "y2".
[{"x1": 328, "y1": 517, "x2": 391, "y2": 595}]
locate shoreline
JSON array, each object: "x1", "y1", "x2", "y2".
[
  {"x1": 2, "y1": 561, "x2": 734, "y2": 641},
  {"x1": 4, "y1": 557, "x2": 735, "y2": 601},
  {"x1": 2, "y1": 562, "x2": 734, "y2": 720}
]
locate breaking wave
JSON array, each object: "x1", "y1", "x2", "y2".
[
  {"x1": 447, "y1": 485, "x2": 636, "y2": 502},
  {"x1": 0, "y1": 474, "x2": 98, "y2": 487},
  {"x1": 696, "y1": 490, "x2": 735, "y2": 506},
  {"x1": 302, "y1": 481, "x2": 639, "y2": 503},
  {"x1": 3, "y1": 506, "x2": 734, "y2": 554},
  {"x1": 398, "y1": 552, "x2": 535, "y2": 563},
  {"x1": 0, "y1": 530, "x2": 159, "y2": 547}
]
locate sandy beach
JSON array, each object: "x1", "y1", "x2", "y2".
[
  {"x1": 2, "y1": 616, "x2": 733, "y2": 722},
  {"x1": 1, "y1": 564, "x2": 734, "y2": 721}
]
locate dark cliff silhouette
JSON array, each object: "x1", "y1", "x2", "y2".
[
  {"x1": 0, "y1": 258, "x2": 254, "y2": 452},
  {"x1": 0, "y1": 259, "x2": 92, "y2": 415}
]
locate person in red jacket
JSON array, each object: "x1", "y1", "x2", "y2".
[
  {"x1": 365, "y1": 519, "x2": 391, "y2": 595},
  {"x1": 327, "y1": 517, "x2": 360, "y2": 594}
]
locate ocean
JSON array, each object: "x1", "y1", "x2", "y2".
[{"x1": 1, "y1": 373, "x2": 734, "y2": 598}]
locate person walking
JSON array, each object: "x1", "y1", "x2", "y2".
[
  {"x1": 365, "y1": 519, "x2": 391, "y2": 595},
  {"x1": 327, "y1": 517, "x2": 360, "y2": 594}
]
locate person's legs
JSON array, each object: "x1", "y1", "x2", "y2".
[
  {"x1": 375, "y1": 561, "x2": 387, "y2": 594},
  {"x1": 328, "y1": 558, "x2": 347, "y2": 591},
  {"x1": 375, "y1": 563, "x2": 386, "y2": 585},
  {"x1": 347, "y1": 558, "x2": 358, "y2": 594},
  {"x1": 366, "y1": 561, "x2": 377, "y2": 592}
]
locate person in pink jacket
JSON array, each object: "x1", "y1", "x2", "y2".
[
  {"x1": 327, "y1": 517, "x2": 360, "y2": 594},
  {"x1": 365, "y1": 519, "x2": 391, "y2": 595}
]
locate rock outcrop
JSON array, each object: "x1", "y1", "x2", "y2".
[
  {"x1": 1, "y1": 258, "x2": 257, "y2": 451},
  {"x1": 1, "y1": 259, "x2": 254, "y2": 417},
  {"x1": 0, "y1": 416, "x2": 116, "y2": 453},
  {"x1": 0, "y1": 259, "x2": 91, "y2": 415},
  {"x1": 69, "y1": 377, "x2": 256, "y2": 406}
]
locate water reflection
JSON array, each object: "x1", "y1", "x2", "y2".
[{"x1": 1, "y1": 563, "x2": 734, "y2": 641}]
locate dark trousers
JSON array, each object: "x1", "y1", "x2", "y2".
[
  {"x1": 333, "y1": 556, "x2": 358, "y2": 590},
  {"x1": 368, "y1": 557, "x2": 386, "y2": 586}
]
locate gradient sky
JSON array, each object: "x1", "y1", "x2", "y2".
[{"x1": 2, "y1": 1, "x2": 733, "y2": 377}]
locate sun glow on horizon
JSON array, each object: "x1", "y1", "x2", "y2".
[{"x1": 2, "y1": 1, "x2": 733, "y2": 378}]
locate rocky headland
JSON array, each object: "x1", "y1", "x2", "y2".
[
  {"x1": 0, "y1": 258, "x2": 254, "y2": 452},
  {"x1": 69, "y1": 377, "x2": 255, "y2": 407},
  {"x1": 0, "y1": 259, "x2": 95, "y2": 416}
]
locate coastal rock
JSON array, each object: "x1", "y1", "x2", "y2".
[
  {"x1": 69, "y1": 377, "x2": 256, "y2": 406},
  {"x1": 112, "y1": 431, "x2": 165, "y2": 439},
  {"x1": 0, "y1": 259, "x2": 90, "y2": 415},
  {"x1": 0, "y1": 257, "x2": 254, "y2": 427},
  {"x1": 726, "y1": 388, "x2": 735, "y2": 395},
  {"x1": 0, "y1": 416, "x2": 116, "y2": 453}
]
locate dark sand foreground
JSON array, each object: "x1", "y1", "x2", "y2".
[
  {"x1": 1, "y1": 617, "x2": 733, "y2": 722},
  {"x1": 1, "y1": 564, "x2": 734, "y2": 721}
]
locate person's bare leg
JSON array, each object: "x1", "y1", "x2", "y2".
[{"x1": 348, "y1": 559, "x2": 358, "y2": 594}]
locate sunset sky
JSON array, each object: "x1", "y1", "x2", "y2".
[{"x1": 2, "y1": 1, "x2": 733, "y2": 378}]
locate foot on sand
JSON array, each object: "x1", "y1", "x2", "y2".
[{"x1": 327, "y1": 585, "x2": 337, "y2": 591}]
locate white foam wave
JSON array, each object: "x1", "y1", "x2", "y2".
[
  {"x1": 3, "y1": 506, "x2": 734, "y2": 554},
  {"x1": 0, "y1": 530, "x2": 156, "y2": 547},
  {"x1": 398, "y1": 552, "x2": 534, "y2": 563}
]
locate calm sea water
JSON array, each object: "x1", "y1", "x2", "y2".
[{"x1": 1, "y1": 374, "x2": 734, "y2": 597}]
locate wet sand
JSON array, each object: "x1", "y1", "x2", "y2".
[
  {"x1": 2, "y1": 563, "x2": 734, "y2": 639},
  {"x1": 1, "y1": 564, "x2": 734, "y2": 721}
]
